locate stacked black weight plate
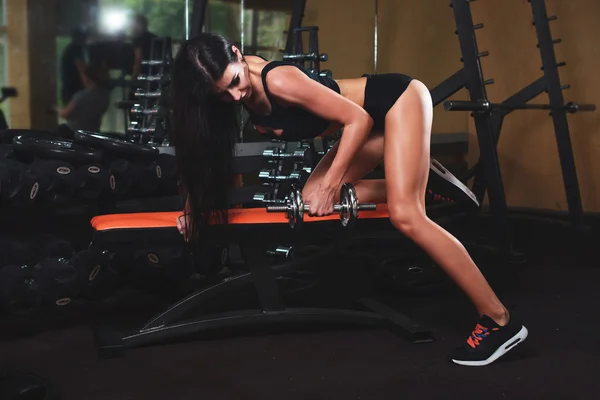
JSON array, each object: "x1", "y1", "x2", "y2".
[
  {"x1": 0, "y1": 264, "x2": 44, "y2": 317},
  {"x1": 69, "y1": 249, "x2": 121, "y2": 301},
  {"x1": 118, "y1": 245, "x2": 194, "y2": 297},
  {"x1": 1, "y1": 135, "x2": 44, "y2": 207},
  {"x1": 10, "y1": 135, "x2": 112, "y2": 204},
  {"x1": 73, "y1": 130, "x2": 162, "y2": 198}
]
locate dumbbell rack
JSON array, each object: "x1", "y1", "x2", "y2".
[
  {"x1": 253, "y1": 137, "x2": 338, "y2": 206},
  {"x1": 125, "y1": 37, "x2": 172, "y2": 146}
]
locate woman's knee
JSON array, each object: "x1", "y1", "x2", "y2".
[{"x1": 387, "y1": 201, "x2": 426, "y2": 237}]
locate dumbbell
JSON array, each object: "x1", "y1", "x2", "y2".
[
  {"x1": 156, "y1": 153, "x2": 179, "y2": 195},
  {"x1": 263, "y1": 146, "x2": 317, "y2": 168},
  {"x1": 33, "y1": 257, "x2": 80, "y2": 310},
  {"x1": 266, "y1": 183, "x2": 376, "y2": 228},
  {"x1": 0, "y1": 158, "x2": 42, "y2": 206},
  {"x1": 253, "y1": 191, "x2": 285, "y2": 205},
  {"x1": 258, "y1": 169, "x2": 310, "y2": 186},
  {"x1": 0, "y1": 264, "x2": 43, "y2": 316},
  {"x1": 75, "y1": 164, "x2": 115, "y2": 199},
  {"x1": 130, "y1": 160, "x2": 161, "y2": 196},
  {"x1": 108, "y1": 159, "x2": 133, "y2": 198},
  {"x1": 30, "y1": 159, "x2": 83, "y2": 204}
]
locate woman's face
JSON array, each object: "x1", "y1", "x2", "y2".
[{"x1": 213, "y1": 46, "x2": 252, "y2": 103}]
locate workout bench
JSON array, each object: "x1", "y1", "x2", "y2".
[{"x1": 91, "y1": 205, "x2": 435, "y2": 359}]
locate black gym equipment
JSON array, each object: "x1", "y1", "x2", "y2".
[
  {"x1": 428, "y1": 0, "x2": 595, "y2": 255},
  {"x1": 122, "y1": 36, "x2": 173, "y2": 146},
  {"x1": 73, "y1": 130, "x2": 161, "y2": 197},
  {"x1": 33, "y1": 258, "x2": 80, "y2": 310},
  {"x1": 0, "y1": 129, "x2": 56, "y2": 145},
  {"x1": 93, "y1": 223, "x2": 433, "y2": 359},
  {"x1": 69, "y1": 249, "x2": 121, "y2": 301},
  {"x1": 9, "y1": 135, "x2": 116, "y2": 202},
  {"x1": 0, "y1": 370, "x2": 61, "y2": 400},
  {"x1": 120, "y1": 245, "x2": 195, "y2": 297},
  {"x1": 0, "y1": 158, "x2": 42, "y2": 207},
  {"x1": 0, "y1": 264, "x2": 44, "y2": 317},
  {"x1": 73, "y1": 130, "x2": 157, "y2": 160}
]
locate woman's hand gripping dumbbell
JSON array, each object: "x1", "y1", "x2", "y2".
[{"x1": 266, "y1": 182, "x2": 376, "y2": 228}]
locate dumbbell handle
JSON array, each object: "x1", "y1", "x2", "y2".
[{"x1": 267, "y1": 203, "x2": 376, "y2": 213}]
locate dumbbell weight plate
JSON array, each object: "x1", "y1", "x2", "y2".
[
  {"x1": 31, "y1": 159, "x2": 83, "y2": 203},
  {"x1": 156, "y1": 153, "x2": 178, "y2": 195},
  {"x1": 288, "y1": 185, "x2": 303, "y2": 229},
  {"x1": 0, "y1": 264, "x2": 44, "y2": 316},
  {"x1": 12, "y1": 136, "x2": 103, "y2": 165},
  {"x1": 33, "y1": 258, "x2": 80, "y2": 309},
  {"x1": 74, "y1": 130, "x2": 158, "y2": 160},
  {"x1": 0, "y1": 144, "x2": 14, "y2": 159},
  {"x1": 75, "y1": 164, "x2": 114, "y2": 199},
  {"x1": 130, "y1": 160, "x2": 161, "y2": 196},
  {"x1": 0, "y1": 159, "x2": 42, "y2": 205},
  {"x1": 69, "y1": 249, "x2": 121, "y2": 301},
  {"x1": 0, "y1": 129, "x2": 55, "y2": 145},
  {"x1": 340, "y1": 183, "x2": 359, "y2": 228},
  {"x1": 108, "y1": 159, "x2": 132, "y2": 198}
]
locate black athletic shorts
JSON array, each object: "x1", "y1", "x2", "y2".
[{"x1": 361, "y1": 73, "x2": 414, "y2": 131}]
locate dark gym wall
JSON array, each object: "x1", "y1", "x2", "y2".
[{"x1": 469, "y1": 0, "x2": 600, "y2": 212}]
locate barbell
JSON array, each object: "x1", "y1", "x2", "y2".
[{"x1": 266, "y1": 182, "x2": 376, "y2": 228}]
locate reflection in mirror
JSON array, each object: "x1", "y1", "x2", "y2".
[
  {"x1": 53, "y1": 0, "x2": 192, "y2": 138},
  {"x1": 0, "y1": 0, "x2": 295, "y2": 143}
]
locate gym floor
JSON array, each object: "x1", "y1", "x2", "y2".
[{"x1": 1, "y1": 215, "x2": 598, "y2": 400}]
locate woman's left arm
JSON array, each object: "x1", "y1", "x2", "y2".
[{"x1": 267, "y1": 67, "x2": 373, "y2": 189}]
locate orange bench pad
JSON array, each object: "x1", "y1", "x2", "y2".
[{"x1": 91, "y1": 204, "x2": 390, "y2": 231}]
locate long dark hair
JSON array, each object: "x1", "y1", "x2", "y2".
[{"x1": 171, "y1": 33, "x2": 239, "y2": 244}]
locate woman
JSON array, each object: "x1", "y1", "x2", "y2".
[{"x1": 171, "y1": 33, "x2": 528, "y2": 367}]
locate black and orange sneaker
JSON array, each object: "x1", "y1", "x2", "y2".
[{"x1": 450, "y1": 314, "x2": 528, "y2": 366}]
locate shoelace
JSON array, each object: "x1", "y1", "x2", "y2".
[
  {"x1": 426, "y1": 189, "x2": 455, "y2": 203},
  {"x1": 466, "y1": 324, "x2": 499, "y2": 348}
]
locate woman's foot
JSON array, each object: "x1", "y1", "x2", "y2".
[{"x1": 450, "y1": 311, "x2": 528, "y2": 367}]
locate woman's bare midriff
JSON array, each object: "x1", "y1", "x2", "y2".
[{"x1": 336, "y1": 77, "x2": 367, "y2": 109}]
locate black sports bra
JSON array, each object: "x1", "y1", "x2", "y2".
[{"x1": 243, "y1": 60, "x2": 341, "y2": 141}]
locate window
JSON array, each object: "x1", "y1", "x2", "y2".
[
  {"x1": 0, "y1": 0, "x2": 8, "y2": 125},
  {"x1": 205, "y1": 1, "x2": 291, "y2": 61}
]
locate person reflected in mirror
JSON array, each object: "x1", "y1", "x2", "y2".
[
  {"x1": 56, "y1": 63, "x2": 111, "y2": 138},
  {"x1": 130, "y1": 14, "x2": 161, "y2": 81},
  {"x1": 60, "y1": 27, "x2": 89, "y2": 106}
]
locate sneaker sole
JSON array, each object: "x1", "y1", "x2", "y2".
[
  {"x1": 428, "y1": 157, "x2": 479, "y2": 207},
  {"x1": 451, "y1": 325, "x2": 529, "y2": 367}
]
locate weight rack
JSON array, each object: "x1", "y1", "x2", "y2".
[
  {"x1": 425, "y1": 0, "x2": 513, "y2": 253},
  {"x1": 443, "y1": 0, "x2": 595, "y2": 232},
  {"x1": 123, "y1": 36, "x2": 173, "y2": 146}
]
